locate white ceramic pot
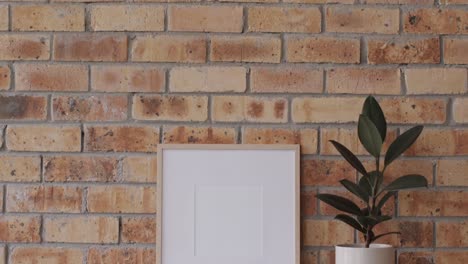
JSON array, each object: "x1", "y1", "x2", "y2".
[{"x1": 335, "y1": 244, "x2": 395, "y2": 264}]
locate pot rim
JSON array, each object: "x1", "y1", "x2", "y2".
[{"x1": 336, "y1": 244, "x2": 393, "y2": 249}]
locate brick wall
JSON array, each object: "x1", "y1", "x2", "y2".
[{"x1": 0, "y1": 0, "x2": 466, "y2": 263}]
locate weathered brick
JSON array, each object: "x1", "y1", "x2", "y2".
[
  {"x1": 441, "y1": 0, "x2": 468, "y2": 3},
  {"x1": 122, "y1": 217, "x2": 156, "y2": 243},
  {"x1": 286, "y1": 36, "x2": 360, "y2": 63},
  {"x1": 0, "y1": 35, "x2": 50, "y2": 60},
  {"x1": 6, "y1": 125, "x2": 81, "y2": 152},
  {"x1": 405, "y1": 68, "x2": 467, "y2": 94},
  {"x1": 398, "y1": 252, "x2": 434, "y2": 264},
  {"x1": 404, "y1": 9, "x2": 468, "y2": 34},
  {"x1": 435, "y1": 252, "x2": 468, "y2": 264},
  {"x1": 85, "y1": 125, "x2": 159, "y2": 152},
  {"x1": 52, "y1": 95, "x2": 128, "y2": 121},
  {"x1": 0, "y1": 95, "x2": 47, "y2": 120},
  {"x1": 0, "y1": 216, "x2": 40, "y2": 242},
  {"x1": 133, "y1": 95, "x2": 208, "y2": 121},
  {"x1": 0, "y1": 156, "x2": 41, "y2": 182},
  {"x1": 301, "y1": 251, "x2": 318, "y2": 264},
  {"x1": 400, "y1": 190, "x2": 468, "y2": 216},
  {"x1": 301, "y1": 159, "x2": 355, "y2": 186},
  {"x1": 0, "y1": 6, "x2": 7, "y2": 31},
  {"x1": 444, "y1": 38, "x2": 468, "y2": 64},
  {"x1": 437, "y1": 159, "x2": 468, "y2": 186},
  {"x1": 364, "y1": 0, "x2": 433, "y2": 3},
  {"x1": 132, "y1": 35, "x2": 206, "y2": 63},
  {"x1": 286, "y1": 0, "x2": 353, "y2": 2},
  {"x1": 87, "y1": 186, "x2": 156, "y2": 213},
  {"x1": 301, "y1": 190, "x2": 317, "y2": 217},
  {"x1": 406, "y1": 129, "x2": 468, "y2": 156},
  {"x1": 122, "y1": 156, "x2": 157, "y2": 183},
  {"x1": 368, "y1": 159, "x2": 434, "y2": 184},
  {"x1": 54, "y1": 34, "x2": 127, "y2": 62},
  {"x1": 91, "y1": 65, "x2": 164, "y2": 93},
  {"x1": 303, "y1": 220, "x2": 354, "y2": 246},
  {"x1": 6, "y1": 185, "x2": 83, "y2": 213},
  {"x1": 437, "y1": 221, "x2": 468, "y2": 247},
  {"x1": 248, "y1": 7, "x2": 321, "y2": 33},
  {"x1": 379, "y1": 98, "x2": 446, "y2": 124},
  {"x1": 326, "y1": 7, "x2": 399, "y2": 34},
  {"x1": 90, "y1": 5, "x2": 164, "y2": 31},
  {"x1": 211, "y1": 36, "x2": 281, "y2": 63},
  {"x1": 44, "y1": 216, "x2": 118, "y2": 243},
  {"x1": 15, "y1": 64, "x2": 88, "y2": 91},
  {"x1": 169, "y1": 6, "x2": 243, "y2": 32},
  {"x1": 10, "y1": 247, "x2": 84, "y2": 264},
  {"x1": 0, "y1": 66, "x2": 9, "y2": 90},
  {"x1": 292, "y1": 97, "x2": 363, "y2": 123},
  {"x1": 243, "y1": 128, "x2": 318, "y2": 154},
  {"x1": 170, "y1": 67, "x2": 246, "y2": 92},
  {"x1": 44, "y1": 156, "x2": 118, "y2": 182},
  {"x1": 327, "y1": 68, "x2": 401, "y2": 95},
  {"x1": 251, "y1": 66, "x2": 323, "y2": 93},
  {"x1": 163, "y1": 126, "x2": 237, "y2": 144},
  {"x1": 12, "y1": 5, "x2": 84, "y2": 31},
  {"x1": 364, "y1": 221, "x2": 433, "y2": 247},
  {"x1": 212, "y1": 96, "x2": 288, "y2": 123},
  {"x1": 319, "y1": 251, "x2": 335, "y2": 264},
  {"x1": 368, "y1": 37, "x2": 440, "y2": 64},
  {"x1": 87, "y1": 248, "x2": 155, "y2": 264},
  {"x1": 454, "y1": 98, "x2": 468, "y2": 123}
]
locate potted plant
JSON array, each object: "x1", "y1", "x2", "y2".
[{"x1": 316, "y1": 96, "x2": 428, "y2": 264}]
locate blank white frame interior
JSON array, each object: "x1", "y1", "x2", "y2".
[{"x1": 157, "y1": 144, "x2": 300, "y2": 264}]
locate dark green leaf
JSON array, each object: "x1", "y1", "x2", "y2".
[
  {"x1": 371, "y1": 232, "x2": 401, "y2": 243},
  {"x1": 362, "y1": 96, "x2": 387, "y2": 141},
  {"x1": 359, "y1": 176, "x2": 372, "y2": 197},
  {"x1": 335, "y1": 214, "x2": 366, "y2": 233},
  {"x1": 316, "y1": 194, "x2": 363, "y2": 216},
  {"x1": 368, "y1": 171, "x2": 383, "y2": 195},
  {"x1": 329, "y1": 140, "x2": 368, "y2": 176},
  {"x1": 358, "y1": 215, "x2": 392, "y2": 227},
  {"x1": 358, "y1": 115, "x2": 383, "y2": 158},
  {"x1": 384, "y1": 174, "x2": 428, "y2": 191},
  {"x1": 384, "y1": 125, "x2": 423, "y2": 166},
  {"x1": 376, "y1": 191, "x2": 396, "y2": 212},
  {"x1": 340, "y1": 179, "x2": 369, "y2": 203}
]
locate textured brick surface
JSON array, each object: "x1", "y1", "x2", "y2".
[
  {"x1": 12, "y1": 5, "x2": 85, "y2": 31},
  {"x1": 44, "y1": 216, "x2": 118, "y2": 243}
]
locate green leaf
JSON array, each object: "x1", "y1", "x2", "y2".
[
  {"x1": 316, "y1": 194, "x2": 363, "y2": 216},
  {"x1": 362, "y1": 96, "x2": 387, "y2": 141},
  {"x1": 376, "y1": 191, "x2": 396, "y2": 212},
  {"x1": 329, "y1": 140, "x2": 368, "y2": 176},
  {"x1": 384, "y1": 125, "x2": 423, "y2": 166},
  {"x1": 371, "y1": 232, "x2": 401, "y2": 243},
  {"x1": 340, "y1": 179, "x2": 369, "y2": 203},
  {"x1": 335, "y1": 214, "x2": 366, "y2": 234},
  {"x1": 359, "y1": 176, "x2": 372, "y2": 197},
  {"x1": 358, "y1": 215, "x2": 392, "y2": 228},
  {"x1": 384, "y1": 174, "x2": 428, "y2": 191},
  {"x1": 368, "y1": 171, "x2": 383, "y2": 195},
  {"x1": 358, "y1": 115, "x2": 383, "y2": 158}
]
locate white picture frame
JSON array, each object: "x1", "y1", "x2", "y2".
[{"x1": 157, "y1": 144, "x2": 300, "y2": 264}]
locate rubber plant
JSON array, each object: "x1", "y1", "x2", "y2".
[{"x1": 316, "y1": 95, "x2": 428, "y2": 248}]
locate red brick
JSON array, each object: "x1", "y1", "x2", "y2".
[
  {"x1": 52, "y1": 95, "x2": 128, "y2": 121},
  {"x1": 0, "y1": 35, "x2": 50, "y2": 60},
  {"x1": 444, "y1": 38, "x2": 468, "y2": 64},
  {"x1": 301, "y1": 190, "x2": 317, "y2": 217},
  {"x1": 10, "y1": 247, "x2": 84, "y2": 264},
  {"x1": 0, "y1": 95, "x2": 47, "y2": 120},
  {"x1": 248, "y1": 6, "x2": 321, "y2": 33},
  {"x1": 326, "y1": 7, "x2": 399, "y2": 34},
  {"x1": 163, "y1": 126, "x2": 237, "y2": 144},
  {"x1": 243, "y1": 128, "x2": 318, "y2": 154},
  {"x1": 327, "y1": 68, "x2": 401, "y2": 95},
  {"x1": 0, "y1": 216, "x2": 41, "y2": 242},
  {"x1": 44, "y1": 216, "x2": 118, "y2": 243},
  {"x1": 369, "y1": 159, "x2": 434, "y2": 185},
  {"x1": 453, "y1": 98, "x2": 468, "y2": 123},
  {"x1": 122, "y1": 156, "x2": 157, "y2": 183},
  {"x1": 303, "y1": 220, "x2": 354, "y2": 246},
  {"x1": 301, "y1": 159, "x2": 355, "y2": 187},
  {"x1": 286, "y1": 0, "x2": 353, "y2": 2},
  {"x1": 133, "y1": 95, "x2": 208, "y2": 121},
  {"x1": 379, "y1": 98, "x2": 446, "y2": 124},
  {"x1": 87, "y1": 248, "x2": 155, "y2": 264},
  {"x1": 400, "y1": 190, "x2": 468, "y2": 216},
  {"x1": 0, "y1": 65, "x2": 9, "y2": 90},
  {"x1": 301, "y1": 251, "x2": 318, "y2": 264},
  {"x1": 6, "y1": 185, "x2": 83, "y2": 213},
  {"x1": 90, "y1": 5, "x2": 164, "y2": 31},
  {"x1": 404, "y1": 9, "x2": 468, "y2": 34},
  {"x1": 437, "y1": 221, "x2": 468, "y2": 247},
  {"x1": 364, "y1": 0, "x2": 433, "y2": 3},
  {"x1": 364, "y1": 221, "x2": 433, "y2": 247},
  {"x1": 121, "y1": 217, "x2": 156, "y2": 243},
  {"x1": 368, "y1": 37, "x2": 440, "y2": 64},
  {"x1": 210, "y1": 36, "x2": 281, "y2": 63},
  {"x1": 85, "y1": 125, "x2": 159, "y2": 152},
  {"x1": 132, "y1": 35, "x2": 206, "y2": 63},
  {"x1": 12, "y1": 5, "x2": 84, "y2": 31},
  {"x1": 398, "y1": 252, "x2": 434, "y2": 264},
  {"x1": 87, "y1": 186, "x2": 156, "y2": 213},
  {"x1": 15, "y1": 64, "x2": 88, "y2": 91},
  {"x1": 54, "y1": 34, "x2": 127, "y2": 62},
  {"x1": 6, "y1": 125, "x2": 81, "y2": 152},
  {"x1": 286, "y1": 36, "x2": 360, "y2": 63},
  {"x1": 437, "y1": 159, "x2": 468, "y2": 186},
  {"x1": 0, "y1": 156, "x2": 41, "y2": 182},
  {"x1": 169, "y1": 6, "x2": 243, "y2": 32},
  {"x1": 406, "y1": 129, "x2": 468, "y2": 156},
  {"x1": 251, "y1": 66, "x2": 323, "y2": 93},
  {"x1": 405, "y1": 68, "x2": 467, "y2": 95},
  {"x1": 91, "y1": 65, "x2": 164, "y2": 93},
  {"x1": 435, "y1": 252, "x2": 468, "y2": 264},
  {"x1": 44, "y1": 156, "x2": 118, "y2": 182},
  {"x1": 292, "y1": 97, "x2": 363, "y2": 123},
  {"x1": 441, "y1": 0, "x2": 468, "y2": 3},
  {"x1": 0, "y1": 5, "x2": 7, "y2": 31}
]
